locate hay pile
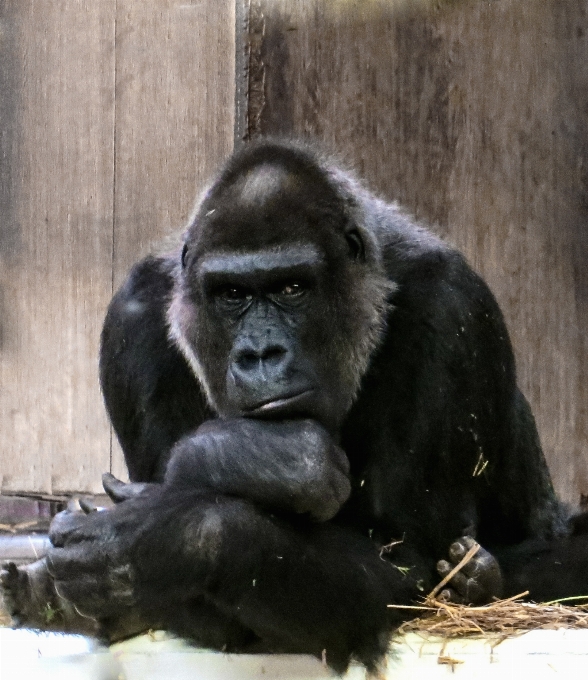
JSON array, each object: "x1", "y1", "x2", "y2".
[
  {"x1": 389, "y1": 542, "x2": 588, "y2": 639},
  {"x1": 393, "y1": 595, "x2": 588, "y2": 639}
]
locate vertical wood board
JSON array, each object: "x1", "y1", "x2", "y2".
[
  {"x1": 0, "y1": 0, "x2": 116, "y2": 494},
  {"x1": 112, "y1": 0, "x2": 236, "y2": 288},
  {"x1": 0, "y1": 0, "x2": 236, "y2": 493}
]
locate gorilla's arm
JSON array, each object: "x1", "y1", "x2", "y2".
[
  {"x1": 100, "y1": 255, "x2": 211, "y2": 482},
  {"x1": 46, "y1": 486, "x2": 430, "y2": 673},
  {"x1": 165, "y1": 418, "x2": 351, "y2": 522}
]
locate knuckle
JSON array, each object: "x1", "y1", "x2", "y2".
[
  {"x1": 330, "y1": 444, "x2": 350, "y2": 474},
  {"x1": 437, "y1": 559, "x2": 450, "y2": 574},
  {"x1": 335, "y1": 474, "x2": 351, "y2": 501},
  {"x1": 461, "y1": 536, "x2": 478, "y2": 548}
]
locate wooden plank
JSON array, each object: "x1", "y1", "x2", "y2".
[
  {"x1": 110, "y1": 0, "x2": 235, "y2": 479},
  {"x1": 112, "y1": 0, "x2": 236, "y2": 286},
  {"x1": 0, "y1": 1, "x2": 116, "y2": 494},
  {"x1": 245, "y1": 0, "x2": 588, "y2": 505}
]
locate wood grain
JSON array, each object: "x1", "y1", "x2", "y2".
[
  {"x1": 112, "y1": 0, "x2": 236, "y2": 288},
  {"x1": 246, "y1": 0, "x2": 588, "y2": 505},
  {"x1": 0, "y1": 0, "x2": 235, "y2": 493},
  {"x1": 0, "y1": 0, "x2": 116, "y2": 494}
]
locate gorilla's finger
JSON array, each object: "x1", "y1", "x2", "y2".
[
  {"x1": 460, "y1": 548, "x2": 496, "y2": 579},
  {"x1": 54, "y1": 577, "x2": 114, "y2": 618},
  {"x1": 462, "y1": 578, "x2": 486, "y2": 603},
  {"x1": 448, "y1": 536, "x2": 479, "y2": 564},
  {"x1": 49, "y1": 510, "x2": 92, "y2": 546},
  {"x1": 67, "y1": 498, "x2": 82, "y2": 513},
  {"x1": 102, "y1": 472, "x2": 152, "y2": 503},
  {"x1": 437, "y1": 587, "x2": 465, "y2": 604},
  {"x1": 53, "y1": 564, "x2": 135, "y2": 619},
  {"x1": 79, "y1": 498, "x2": 102, "y2": 514},
  {"x1": 331, "y1": 446, "x2": 351, "y2": 476},
  {"x1": 436, "y1": 559, "x2": 470, "y2": 598},
  {"x1": 309, "y1": 497, "x2": 342, "y2": 523},
  {"x1": 46, "y1": 544, "x2": 110, "y2": 579},
  {"x1": 436, "y1": 558, "x2": 452, "y2": 576},
  {"x1": 0, "y1": 561, "x2": 19, "y2": 586}
]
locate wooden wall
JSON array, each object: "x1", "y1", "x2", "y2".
[
  {"x1": 0, "y1": 0, "x2": 235, "y2": 495},
  {"x1": 239, "y1": 0, "x2": 588, "y2": 506}
]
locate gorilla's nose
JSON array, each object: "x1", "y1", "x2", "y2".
[
  {"x1": 235, "y1": 344, "x2": 287, "y2": 372},
  {"x1": 230, "y1": 337, "x2": 292, "y2": 391}
]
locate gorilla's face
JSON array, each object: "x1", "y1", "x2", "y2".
[
  {"x1": 170, "y1": 157, "x2": 391, "y2": 433},
  {"x1": 195, "y1": 243, "x2": 327, "y2": 418}
]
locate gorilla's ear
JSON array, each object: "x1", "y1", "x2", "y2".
[
  {"x1": 181, "y1": 243, "x2": 188, "y2": 268},
  {"x1": 345, "y1": 227, "x2": 365, "y2": 262}
]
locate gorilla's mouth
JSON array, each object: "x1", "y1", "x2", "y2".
[{"x1": 245, "y1": 389, "x2": 316, "y2": 418}]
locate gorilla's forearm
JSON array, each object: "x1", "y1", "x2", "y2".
[
  {"x1": 164, "y1": 418, "x2": 351, "y2": 522},
  {"x1": 136, "y1": 491, "x2": 431, "y2": 672},
  {"x1": 46, "y1": 487, "x2": 430, "y2": 673}
]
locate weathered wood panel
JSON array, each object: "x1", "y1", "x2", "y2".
[
  {"x1": 0, "y1": 1, "x2": 116, "y2": 494},
  {"x1": 112, "y1": 0, "x2": 236, "y2": 286},
  {"x1": 110, "y1": 0, "x2": 235, "y2": 479},
  {"x1": 244, "y1": 0, "x2": 588, "y2": 505},
  {"x1": 0, "y1": 1, "x2": 235, "y2": 493}
]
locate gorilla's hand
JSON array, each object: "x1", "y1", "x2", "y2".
[
  {"x1": 47, "y1": 473, "x2": 153, "y2": 550},
  {"x1": 165, "y1": 418, "x2": 351, "y2": 522},
  {"x1": 436, "y1": 536, "x2": 504, "y2": 604},
  {"x1": 47, "y1": 494, "x2": 145, "y2": 625}
]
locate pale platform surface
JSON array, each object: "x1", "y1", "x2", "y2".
[{"x1": 1, "y1": 628, "x2": 588, "y2": 679}]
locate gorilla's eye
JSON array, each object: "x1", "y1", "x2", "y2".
[
  {"x1": 278, "y1": 282, "x2": 305, "y2": 297},
  {"x1": 217, "y1": 286, "x2": 252, "y2": 304}
]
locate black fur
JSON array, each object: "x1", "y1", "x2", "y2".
[{"x1": 3, "y1": 140, "x2": 587, "y2": 674}]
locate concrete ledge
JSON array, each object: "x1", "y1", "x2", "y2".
[{"x1": 1, "y1": 628, "x2": 588, "y2": 679}]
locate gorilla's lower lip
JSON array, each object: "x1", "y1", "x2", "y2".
[{"x1": 246, "y1": 390, "x2": 315, "y2": 416}]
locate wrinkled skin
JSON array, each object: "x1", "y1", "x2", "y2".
[{"x1": 3, "y1": 140, "x2": 586, "y2": 674}]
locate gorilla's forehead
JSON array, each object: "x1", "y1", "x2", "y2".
[
  {"x1": 194, "y1": 205, "x2": 344, "y2": 257},
  {"x1": 192, "y1": 159, "x2": 348, "y2": 257}
]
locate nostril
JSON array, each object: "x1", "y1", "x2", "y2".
[
  {"x1": 262, "y1": 346, "x2": 287, "y2": 365},
  {"x1": 236, "y1": 352, "x2": 260, "y2": 371}
]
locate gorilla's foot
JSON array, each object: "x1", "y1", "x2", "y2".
[
  {"x1": 0, "y1": 557, "x2": 98, "y2": 635},
  {"x1": 436, "y1": 536, "x2": 503, "y2": 605}
]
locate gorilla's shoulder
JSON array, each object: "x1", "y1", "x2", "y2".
[
  {"x1": 102, "y1": 254, "x2": 178, "y2": 358},
  {"x1": 367, "y1": 200, "x2": 458, "y2": 281},
  {"x1": 116, "y1": 254, "x2": 178, "y2": 306},
  {"x1": 364, "y1": 199, "x2": 498, "y2": 323}
]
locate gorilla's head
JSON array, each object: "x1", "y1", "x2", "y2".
[{"x1": 169, "y1": 141, "x2": 392, "y2": 432}]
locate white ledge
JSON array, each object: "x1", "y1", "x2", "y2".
[{"x1": 1, "y1": 628, "x2": 588, "y2": 679}]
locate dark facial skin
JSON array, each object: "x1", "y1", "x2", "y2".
[{"x1": 200, "y1": 247, "x2": 326, "y2": 417}]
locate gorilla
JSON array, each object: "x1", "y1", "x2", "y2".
[{"x1": 2, "y1": 140, "x2": 587, "y2": 674}]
